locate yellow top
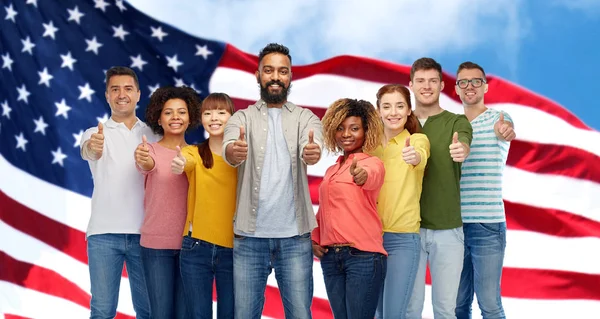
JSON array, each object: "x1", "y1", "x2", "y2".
[
  {"x1": 370, "y1": 130, "x2": 430, "y2": 234},
  {"x1": 181, "y1": 145, "x2": 237, "y2": 248}
]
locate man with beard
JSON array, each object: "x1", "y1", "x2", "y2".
[
  {"x1": 405, "y1": 58, "x2": 473, "y2": 319},
  {"x1": 454, "y1": 62, "x2": 514, "y2": 319},
  {"x1": 223, "y1": 43, "x2": 323, "y2": 319}
]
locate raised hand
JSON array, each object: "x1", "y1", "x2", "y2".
[
  {"x1": 135, "y1": 135, "x2": 154, "y2": 170},
  {"x1": 495, "y1": 113, "x2": 516, "y2": 141},
  {"x1": 87, "y1": 122, "x2": 105, "y2": 159},
  {"x1": 231, "y1": 126, "x2": 248, "y2": 164},
  {"x1": 449, "y1": 132, "x2": 468, "y2": 162},
  {"x1": 349, "y1": 157, "x2": 368, "y2": 186},
  {"x1": 402, "y1": 136, "x2": 421, "y2": 165},
  {"x1": 171, "y1": 146, "x2": 186, "y2": 174},
  {"x1": 302, "y1": 129, "x2": 321, "y2": 165}
]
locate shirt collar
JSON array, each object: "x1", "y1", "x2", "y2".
[
  {"x1": 103, "y1": 117, "x2": 145, "y2": 129},
  {"x1": 389, "y1": 129, "x2": 410, "y2": 145},
  {"x1": 256, "y1": 99, "x2": 296, "y2": 112}
]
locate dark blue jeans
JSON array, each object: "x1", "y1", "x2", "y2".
[
  {"x1": 140, "y1": 246, "x2": 188, "y2": 319},
  {"x1": 87, "y1": 234, "x2": 150, "y2": 319},
  {"x1": 320, "y1": 247, "x2": 387, "y2": 319},
  {"x1": 180, "y1": 236, "x2": 234, "y2": 319}
]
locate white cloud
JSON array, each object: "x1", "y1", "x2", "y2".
[
  {"x1": 127, "y1": 0, "x2": 527, "y2": 67},
  {"x1": 552, "y1": 0, "x2": 600, "y2": 11}
]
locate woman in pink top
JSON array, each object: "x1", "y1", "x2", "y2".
[
  {"x1": 311, "y1": 98, "x2": 386, "y2": 319},
  {"x1": 135, "y1": 86, "x2": 201, "y2": 319}
]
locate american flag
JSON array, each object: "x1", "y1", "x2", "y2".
[{"x1": 1, "y1": 0, "x2": 599, "y2": 318}]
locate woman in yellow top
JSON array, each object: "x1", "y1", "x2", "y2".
[
  {"x1": 171, "y1": 92, "x2": 237, "y2": 319},
  {"x1": 371, "y1": 84, "x2": 430, "y2": 319}
]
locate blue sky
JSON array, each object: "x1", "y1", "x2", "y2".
[{"x1": 127, "y1": 0, "x2": 600, "y2": 130}]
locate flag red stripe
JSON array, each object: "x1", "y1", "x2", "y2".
[{"x1": 220, "y1": 44, "x2": 591, "y2": 130}]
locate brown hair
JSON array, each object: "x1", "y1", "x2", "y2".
[
  {"x1": 196, "y1": 93, "x2": 236, "y2": 169},
  {"x1": 456, "y1": 61, "x2": 487, "y2": 80},
  {"x1": 321, "y1": 98, "x2": 383, "y2": 154},
  {"x1": 376, "y1": 84, "x2": 420, "y2": 134},
  {"x1": 410, "y1": 57, "x2": 443, "y2": 81},
  {"x1": 105, "y1": 66, "x2": 139, "y2": 90}
]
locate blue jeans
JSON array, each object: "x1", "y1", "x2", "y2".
[
  {"x1": 87, "y1": 234, "x2": 150, "y2": 319},
  {"x1": 140, "y1": 247, "x2": 188, "y2": 319},
  {"x1": 376, "y1": 232, "x2": 420, "y2": 319},
  {"x1": 233, "y1": 232, "x2": 314, "y2": 319},
  {"x1": 320, "y1": 247, "x2": 386, "y2": 319},
  {"x1": 407, "y1": 227, "x2": 465, "y2": 319},
  {"x1": 180, "y1": 236, "x2": 234, "y2": 319},
  {"x1": 456, "y1": 222, "x2": 506, "y2": 319}
]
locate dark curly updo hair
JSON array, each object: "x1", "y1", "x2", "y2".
[{"x1": 145, "y1": 86, "x2": 202, "y2": 135}]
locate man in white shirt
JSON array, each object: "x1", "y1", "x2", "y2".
[{"x1": 80, "y1": 66, "x2": 156, "y2": 319}]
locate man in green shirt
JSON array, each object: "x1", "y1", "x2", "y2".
[{"x1": 406, "y1": 58, "x2": 473, "y2": 319}]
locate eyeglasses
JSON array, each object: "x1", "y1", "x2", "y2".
[{"x1": 456, "y1": 78, "x2": 486, "y2": 89}]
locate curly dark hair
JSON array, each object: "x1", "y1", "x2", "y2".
[
  {"x1": 321, "y1": 98, "x2": 383, "y2": 154},
  {"x1": 258, "y1": 43, "x2": 292, "y2": 65},
  {"x1": 145, "y1": 86, "x2": 201, "y2": 135}
]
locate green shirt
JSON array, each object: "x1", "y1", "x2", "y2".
[{"x1": 419, "y1": 110, "x2": 473, "y2": 230}]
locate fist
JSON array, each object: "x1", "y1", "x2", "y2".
[
  {"x1": 449, "y1": 132, "x2": 467, "y2": 163},
  {"x1": 171, "y1": 146, "x2": 186, "y2": 174},
  {"x1": 87, "y1": 122, "x2": 104, "y2": 158},
  {"x1": 231, "y1": 126, "x2": 248, "y2": 164},
  {"x1": 349, "y1": 157, "x2": 368, "y2": 186},
  {"x1": 302, "y1": 129, "x2": 321, "y2": 165},
  {"x1": 402, "y1": 137, "x2": 421, "y2": 166}
]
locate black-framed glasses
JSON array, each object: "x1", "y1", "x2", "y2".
[{"x1": 456, "y1": 78, "x2": 486, "y2": 89}]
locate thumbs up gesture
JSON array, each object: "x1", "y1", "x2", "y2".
[
  {"x1": 171, "y1": 146, "x2": 186, "y2": 174},
  {"x1": 231, "y1": 126, "x2": 248, "y2": 164},
  {"x1": 494, "y1": 112, "x2": 516, "y2": 141},
  {"x1": 349, "y1": 157, "x2": 368, "y2": 186},
  {"x1": 402, "y1": 136, "x2": 421, "y2": 166},
  {"x1": 87, "y1": 122, "x2": 105, "y2": 159},
  {"x1": 302, "y1": 129, "x2": 321, "y2": 165},
  {"x1": 449, "y1": 132, "x2": 468, "y2": 162},
  {"x1": 135, "y1": 135, "x2": 154, "y2": 171}
]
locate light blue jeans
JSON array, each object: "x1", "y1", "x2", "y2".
[
  {"x1": 87, "y1": 234, "x2": 150, "y2": 319},
  {"x1": 375, "y1": 232, "x2": 420, "y2": 319},
  {"x1": 455, "y1": 222, "x2": 506, "y2": 319},
  {"x1": 233, "y1": 232, "x2": 314, "y2": 319},
  {"x1": 406, "y1": 227, "x2": 465, "y2": 319}
]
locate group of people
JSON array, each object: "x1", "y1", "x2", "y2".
[{"x1": 80, "y1": 42, "x2": 515, "y2": 319}]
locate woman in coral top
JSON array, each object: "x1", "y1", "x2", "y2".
[
  {"x1": 371, "y1": 84, "x2": 430, "y2": 319},
  {"x1": 134, "y1": 86, "x2": 202, "y2": 318},
  {"x1": 171, "y1": 93, "x2": 237, "y2": 319},
  {"x1": 311, "y1": 98, "x2": 386, "y2": 319}
]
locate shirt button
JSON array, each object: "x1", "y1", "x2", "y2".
[
  {"x1": 263, "y1": 113, "x2": 266, "y2": 116},
  {"x1": 263, "y1": 128, "x2": 267, "y2": 131},
  {"x1": 257, "y1": 166, "x2": 260, "y2": 170},
  {"x1": 254, "y1": 187, "x2": 258, "y2": 190},
  {"x1": 252, "y1": 208, "x2": 256, "y2": 212},
  {"x1": 261, "y1": 147, "x2": 264, "y2": 150}
]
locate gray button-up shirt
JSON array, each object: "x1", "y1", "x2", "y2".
[{"x1": 223, "y1": 100, "x2": 323, "y2": 235}]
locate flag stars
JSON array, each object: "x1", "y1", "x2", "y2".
[
  {"x1": 174, "y1": 77, "x2": 186, "y2": 87},
  {"x1": 115, "y1": 0, "x2": 127, "y2": 12},
  {"x1": 21, "y1": 37, "x2": 36, "y2": 55},
  {"x1": 151, "y1": 26, "x2": 168, "y2": 41},
  {"x1": 195, "y1": 44, "x2": 213, "y2": 60},
  {"x1": 1, "y1": 100, "x2": 11, "y2": 119},
  {"x1": 5, "y1": 4, "x2": 17, "y2": 23},
  {"x1": 2, "y1": 52, "x2": 13, "y2": 71},
  {"x1": 96, "y1": 113, "x2": 109, "y2": 124},
  {"x1": 94, "y1": 0, "x2": 110, "y2": 12},
  {"x1": 166, "y1": 54, "x2": 183, "y2": 72},
  {"x1": 26, "y1": 0, "x2": 38, "y2": 7},
  {"x1": 73, "y1": 130, "x2": 84, "y2": 147},
  {"x1": 42, "y1": 21, "x2": 59, "y2": 40},
  {"x1": 67, "y1": 6, "x2": 84, "y2": 24},
  {"x1": 38, "y1": 67, "x2": 54, "y2": 87},
  {"x1": 112, "y1": 25, "x2": 129, "y2": 41},
  {"x1": 78, "y1": 83, "x2": 95, "y2": 102},
  {"x1": 55, "y1": 99, "x2": 72, "y2": 119},
  {"x1": 60, "y1": 52, "x2": 77, "y2": 71},
  {"x1": 130, "y1": 54, "x2": 147, "y2": 71},
  {"x1": 15, "y1": 132, "x2": 28, "y2": 151},
  {"x1": 17, "y1": 84, "x2": 31, "y2": 104},
  {"x1": 85, "y1": 37, "x2": 103, "y2": 55},
  {"x1": 33, "y1": 116, "x2": 49, "y2": 135},
  {"x1": 51, "y1": 147, "x2": 67, "y2": 167},
  {"x1": 148, "y1": 83, "x2": 160, "y2": 97}
]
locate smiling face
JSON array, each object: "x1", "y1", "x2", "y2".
[
  {"x1": 410, "y1": 69, "x2": 444, "y2": 107},
  {"x1": 378, "y1": 91, "x2": 411, "y2": 135},
  {"x1": 456, "y1": 68, "x2": 488, "y2": 107},
  {"x1": 201, "y1": 108, "x2": 231, "y2": 138},
  {"x1": 335, "y1": 116, "x2": 365, "y2": 155},
  {"x1": 105, "y1": 75, "x2": 140, "y2": 119},
  {"x1": 256, "y1": 52, "x2": 292, "y2": 105},
  {"x1": 159, "y1": 98, "x2": 189, "y2": 136}
]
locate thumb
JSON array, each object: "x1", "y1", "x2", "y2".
[
  {"x1": 239, "y1": 126, "x2": 245, "y2": 142},
  {"x1": 97, "y1": 122, "x2": 104, "y2": 135},
  {"x1": 176, "y1": 145, "x2": 183, "y2": 158},
  {"x1": 452, "y1": 132, "x2": 459, "y2": 144},
  {"x1": 142, "y1": 135, "x2": 147, "y2": 147},
  {"x1": 308, "y1": 129, "x2": 314, "y2": 144},
  {"x1": 405, "y1": 136, "x2": 411, "y2": 148},
  {"x1": 499, "y1": 112, "x2": 505, "y2": 124},
  {"x1": 349, "y1": 157, "x2": 358, "y2": 175}
]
